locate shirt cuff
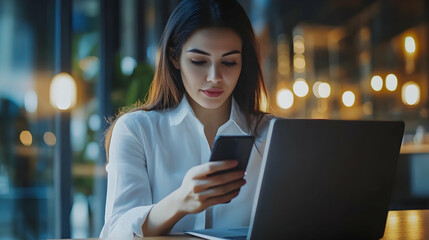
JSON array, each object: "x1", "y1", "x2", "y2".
[{"x1": 103, "y1": 204, "x2": 155, "y2": 238}]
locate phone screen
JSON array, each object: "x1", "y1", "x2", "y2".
[{"x1": 209, "y1": 135, "x2": 255, "y2": 175}]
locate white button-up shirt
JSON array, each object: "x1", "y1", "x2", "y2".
[{"x1": 100, "y1": 97, "x2": 272, "y2": 238}]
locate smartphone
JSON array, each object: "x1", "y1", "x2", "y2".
[{"x1": 209, "y1": 135, "x2": 255, "y2": 175}]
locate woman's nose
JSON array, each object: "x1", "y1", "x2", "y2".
[{"x1": 207, "y1": 64, "x2": 222, "y2": 83}]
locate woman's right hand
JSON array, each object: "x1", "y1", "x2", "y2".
[{"x1": 174, "y1": 160, "x2": 246, "y2": 214}]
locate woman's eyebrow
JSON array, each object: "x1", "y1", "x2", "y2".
[
  {"x1": 186, "y1": 48, "x2": 241, "y2": 56},
  {"x1": 222, "y1": 50, "x2": 241, "y2": 56}
]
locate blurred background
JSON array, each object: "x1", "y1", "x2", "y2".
[{"x1": 0, "y1": 0, "x2": 428, "y2": 239}]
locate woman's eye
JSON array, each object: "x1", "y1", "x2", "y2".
[
  {"x1": 191, "y1": 60, "x2": 206, "y2": 65},
  {"x1": 222, "y1": 61, "x2": 237, "y2": 66}
]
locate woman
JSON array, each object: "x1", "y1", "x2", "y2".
[{"x1": 100, "y1": 0, "x2": 273, "y2": 238}]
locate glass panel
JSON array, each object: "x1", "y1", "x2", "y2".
[
  {"x1": 70, "y1": 0, "x2": 101, "y2": 238},
  {"x1": 0, "y1": 0, "x2": 56, "y2": 239},
  {"x1": 261, "y1": 0, "x2": 428, "y2": 149}
]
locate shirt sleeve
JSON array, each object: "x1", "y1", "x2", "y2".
[{"x1": 100, "y1": 114, "x2": 154, "y2": 238}]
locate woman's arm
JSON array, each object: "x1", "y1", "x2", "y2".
[
  {"x1": 101, "y1": 114, "x2": 155, "y2": 238},
  {"x1": 142, "y1": 160, "x2": 246, "y2": 236}
]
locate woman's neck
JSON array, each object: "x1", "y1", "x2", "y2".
[{"x1": 187, "y1": 95, "x2": 232, "y2": 148}]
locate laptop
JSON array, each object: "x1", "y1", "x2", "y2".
[{"x1": 186, "y1": 118, "x2": 404, "y2": 239}]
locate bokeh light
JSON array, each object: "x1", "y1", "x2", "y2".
[
  {"x1": 371, "y1": 75, "x2": 383, "y2": 91},
  {"x1": 20, "y1": 130, "x2": 32, "y2": 146},
  {"x1": 277, "y1": 88, "x2": 294, "y2": 109},
  {"x1": 293, "y1": 55, "x2": 306, "y2": 72},
  {"x1": 293, "y1": 78, "x2": 309, "y2": 97},
  {"x1": 342, "y1": 91, "x2": 355, "y2": 107},
  {"x1": 318, "y1": 82, "x2": 331, "y2": 99},
  {"x1": 293, "y1": 35, "x2": 305, "y2": 54},
  {"x1": 121, "y1": 56, "x2": 137, "y2": 76},
  {"x1": 385, "y1": 74, "x2": 398, "y2": 91},
  {"x1": 44, "y1": 132, "x2": 57, "y2": 146},
  {"x1": 405, "y1": 36, "x2": 416, "y2": 54},
  {"x1": 50, "y1": 73, "x2": 77, "y2": 110},
  {"x1": 24, "y1": 90, "x2": 38, "y2": 113},
  {"x1": 402, "y1": 81, "x2": 420, "y2": 105}
]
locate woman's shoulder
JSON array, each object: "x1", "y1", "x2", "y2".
[{"x1": 114, "y1": 109, "x2": 169, "y2": 131}]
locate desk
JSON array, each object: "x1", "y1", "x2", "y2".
[
  {"x1": 60, "y1": 209, "x2": 429, "y2": 240},
  {"x1": 382, "y1": 209, "x2": 429, "y2": 239}
]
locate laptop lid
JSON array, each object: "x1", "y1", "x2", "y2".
[{"x1": 248, "y1": 118, "x2": 404, "y2": 239}]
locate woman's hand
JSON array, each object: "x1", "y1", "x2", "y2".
[
  {"x1": 175, "y1": 160, "x2": 246, "y2": 214},
  {"x1": 142, "y1": 160, "x2": 246, "y2": 236}
]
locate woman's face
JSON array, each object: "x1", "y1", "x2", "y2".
[{"x1": 178, "y1": 28, "x2": 242, "y2": 110}]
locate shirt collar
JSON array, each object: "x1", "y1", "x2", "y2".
[
  {"x1": 169, "y1": 96, "x2": 195, "y2": 126},
  {"x1": 169, "y1": 96, "x2": 250, "y2": 135},
  {"x1": 228, "y1": 98, "x2": 250, "y2": 135}
]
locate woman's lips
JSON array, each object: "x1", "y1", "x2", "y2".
[{"x1": 202, "y1": 88, "x2": 224, "y2": 97}]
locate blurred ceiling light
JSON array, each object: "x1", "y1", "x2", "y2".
[
  {"x1": 50, "y1": 73, "x2": 77, "y2": 110},
  {"x1": 277, "y1": 88, "x2": 294, "y2": 109},
  {"x1": 44, "y1": 132, "x2": 57, "y2": 146},
  {"x1": 293, "y1": 39, "x2": 305, "y2": 54},
  {"x1": 313, "y1": 81, "x2": 321, "y2": 98},
  {"x1": 342, "y1": 91, "x2": 355, "y2": 107},
  {"x1": 293, "y1": 54, "x2": 306, "y2": 72},
  {"x1": 278, "y1": 57, "x2": 290, "y2": 76},
  {"x1": 293, "y1": 78, "x2": 309, "y2": 97},
  {"x1": 121, "y1": 56, "x2": 137, "y2": 76},
  {"x1": 20, "y1": 130, "x2": 32, "y2": 146},
  {"x1": 277, "y1": 42, "x2": 289, "y2": 54},
  {"x1": 385, "y1": 74, "x2": 398, "y2": 91},
  {"x1": 318, "y1": 82, "x2": 331, "y2": 99},
  {"x1": 293, "y1": 35, "x2": 304, "y2": 42},
  {"x1": 24, "y1": 90, "x2": 38, "y2": 113},
  {"x1": 402, "y1": 81, "x2": 420, "y2": 105},
  {"x1": 370, "y1": 75, "x2": 383, "y2": 91},
  {"x1": 405, "y1": 36, "x2": 416, "y2": 54}
]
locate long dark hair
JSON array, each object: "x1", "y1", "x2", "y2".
[{"x1": 105, "y1": 0, "x2": 267, "y2": 159}]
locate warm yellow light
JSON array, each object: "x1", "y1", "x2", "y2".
[
  {"x1": 371, "y1": 75, "x2": 383, "y2": 91},
  {"x1": 50, "y1": 72, "x2": 77, "y2": 110},
  {"x1": 405, "y1": 36, "x2": 416, "y2": 54},
  {"x1": 293, "y1": 55, "x2": 306, "y2": 72},
  {"x1": 278, "y1": 59, "x2": 290, "y2": 76},
  {"x1": 44, "y1": 132, "x2": 57, "y2": 146},
  {"x1": 260, "y1": 91, "x2": 269, "y2": 112},
  {"x1": 293, "y1": 78, "x2": 309, "y2": 97},
  {"x1": 402, "y1": 81, "x2": 420, "y2": 105},
  {"x1": 277, "y1": 88, "x2": 294, "y2": 109},
  {"x1": 385, "y1": 74, "x2": 398, "y2": 91},
  {"x1": 363, "y1": 101, "x2": 373, "y2": 115},
  {"x1": 342, "y1": 91, "x2": 355, "y2": 107},
  {"x1": 79, "y1": 56, "x2": 99, "y2": 71},
  {"x1": 407, "y1": 211, "x2": 420, "y2": 224},
  {"x1": 313, "y1": 81, "x2": 321, "y2": 98},
  {"x1": 20, "y1": 130, "x2": 32, "y2": 146},
  {"x1": 318, "y1": 82, "x2": 331, "y2": 99},
  {"x1": 387, "y1": 211, "x2": 399, "y2": 227},
  {"x1": 293, "y1": 36, "x2": 305, "y2": 54}
]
